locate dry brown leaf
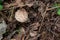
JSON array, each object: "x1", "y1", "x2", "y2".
[{"x1": 30, "y1": 31, "x2": 37, "y2": 37}]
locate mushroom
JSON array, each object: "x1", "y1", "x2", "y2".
[{"x1": 15, "y1": 9, "x2": 29, "y2": 22}]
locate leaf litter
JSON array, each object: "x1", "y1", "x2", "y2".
[{"x1": 0, "y1": 0, "x2": 60, "y2": 40}]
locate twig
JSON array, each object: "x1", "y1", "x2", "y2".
[
  {"x1": 7, "y1": 30, "x2": 17, "y2": 40},
  {"x1": 46, "y1": 6, "x2": 60, "y2": 11}
]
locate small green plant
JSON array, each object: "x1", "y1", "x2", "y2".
[
  {"x1": 54, "y1": 3, "x2": 60, "y2": 15},
  {"x1": 0, "y1": 5, "x2": 3, "y2": 10},
  {"x1": 0, "y1": 0, "x2": 3, "y2": 10},
  {"x1": 57, "y1": 8, "x2": 60, "y2": 15}
]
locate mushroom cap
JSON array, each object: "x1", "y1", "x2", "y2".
[{"x1": 15, "y1": 9, "x2": 28, "y2": 22}]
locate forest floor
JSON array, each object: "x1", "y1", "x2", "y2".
[{"x1": 1, "y1": 0, "x2": 60, "y2": 40}]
